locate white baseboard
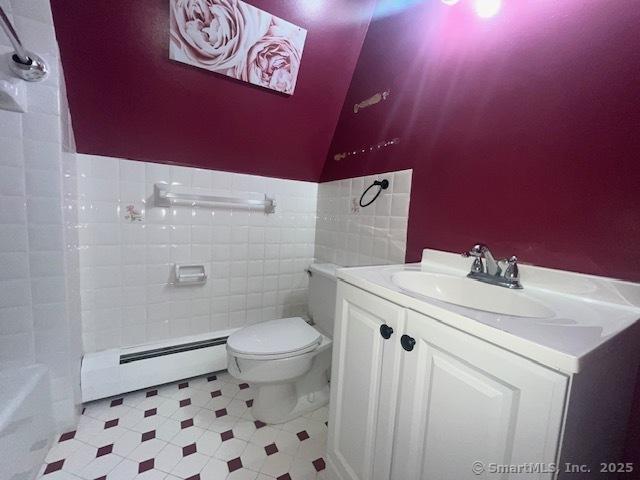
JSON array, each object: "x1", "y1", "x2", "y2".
[{"x1": 81, "y1": 329, "x2": 239, "y2": 402}]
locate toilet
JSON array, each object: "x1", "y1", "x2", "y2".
[{"x1": 226, "y1": 263, "x2": 337, "y2": 424}]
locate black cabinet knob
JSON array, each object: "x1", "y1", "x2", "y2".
[
  {"x1": 401, "y1": 334, "x2": 416, "y2": 351},
  {"x1": 380, "y1": 324, "x2": 394, "y2": 339}
]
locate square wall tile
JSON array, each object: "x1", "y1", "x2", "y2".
[
  {"x1": 77, "y1": 156, "x2": 318, "y2": 352},
  {"x1": 314, "y1": 170, "x2": 412, "y2": 267}
]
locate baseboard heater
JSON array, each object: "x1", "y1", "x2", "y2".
[{"x1": 81, "y1": 329, "x2": 239, "y2": 403}]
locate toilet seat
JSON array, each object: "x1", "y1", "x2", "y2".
[{"x1": 226, "y1": 317, "x2": 322, "y2": 360}]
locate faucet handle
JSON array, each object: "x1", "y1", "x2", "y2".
[
  {"x1": 462, "y1": 247, "x2": 482, "y2": 258},
  {"x1": 470, "y1": 243, "x2": 490, "y2": 254},
  {"x1": 503, "y1": 256, "x2": 520, "y2": 283},
  {"x1": 462, "y1": 249, "x2": 484, "y2": 273}
]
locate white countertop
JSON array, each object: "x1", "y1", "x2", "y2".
[{"x1": 336, "y1": 249, "x2": 640, "y2": 374}]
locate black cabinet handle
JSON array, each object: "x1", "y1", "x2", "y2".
[
  {"x1": 401, "y1": 334, "x2": 416, "y2": 351},
  {"x1": 380, "y1": 324, "x2": 394, "y2": 339}
]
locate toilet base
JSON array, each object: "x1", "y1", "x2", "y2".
[
  {"x1": 250, "y1": 343, "x2": 332, "y2": 424},
  {"x1": 252, "y1": 382, "x2": 330, "y2": 424}
]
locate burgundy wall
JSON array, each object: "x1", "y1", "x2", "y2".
[
  {"x1": 322, "y1": 0, "x2": 640, "y2": 283},
  {"x1": 322, "y1": 0, "x2": 640, "y2": 470},
  {"x1": 51, "y1": 0, "x2": 376, "y2": 181}
]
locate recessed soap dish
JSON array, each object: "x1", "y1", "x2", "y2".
[{"x1": 172, "y1": 264, "x2": 207, "y2": 286}]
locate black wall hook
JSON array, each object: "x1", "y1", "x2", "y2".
[{"x1": 359, "y1": 179, "x2": 389, "y2": 208}]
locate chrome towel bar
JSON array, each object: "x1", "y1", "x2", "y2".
[{"x1": 154, "y1": 183, "x2": 276, "y2": 214}]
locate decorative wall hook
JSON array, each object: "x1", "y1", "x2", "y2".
[{"x1": 354, "y1": 89, "x2": 391, "y2": 113}]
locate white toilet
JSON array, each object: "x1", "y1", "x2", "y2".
[{"x1": 226, "y1": 263, "x2": 337, "y2": 424}]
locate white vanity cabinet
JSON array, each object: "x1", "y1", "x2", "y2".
[
  {"x1": 391, "y1": 310, "x2": 567, "y2": 480},
  {"x1": 327, "y1": 281, "x2": 569, "y2": 480},
  {"x1": 327, "y1": 283, "x2": 406, "y2": 480}
]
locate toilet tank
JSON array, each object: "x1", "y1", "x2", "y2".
[{"x1": 308, "y1": 263, "x2": 338, "y2": 337}]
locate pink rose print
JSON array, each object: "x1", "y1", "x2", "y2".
[
  {"x1": 170, "y1": 0, "x2": 271, "y2": 72},
  {"x1": 242, "y1": 23, "x2": 304, "y2": 94},
  {"x1": 169, "y1": 0, "x2": 307, "y2": 94}
]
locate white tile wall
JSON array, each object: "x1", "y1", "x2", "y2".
[
  {"x1": 75, "y1": 155, "x2": 318, "y2": 352},
  {"x1": 0, "y1": 2, "x2": 411, "y2": 438},
  {"x1": 314, "y1": 170, "x2": 412, "y2": 266},
  {"x1": 0, "y1": 0, "x2": 81, "y2": 430}
]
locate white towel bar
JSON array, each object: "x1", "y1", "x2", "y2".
[{"x1": 154, "y1": 184, "x2": 276, "y2": 213}]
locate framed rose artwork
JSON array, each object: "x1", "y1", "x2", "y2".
[{"x1": 170, "y1": 0, "x2": 307, "y2": 95}]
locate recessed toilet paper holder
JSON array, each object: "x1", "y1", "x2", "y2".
[{"x1": 172, "y1": 264, "x2": 207, "y2": 286}]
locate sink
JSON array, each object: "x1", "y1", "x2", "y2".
[{"x1": 391, "y1": 271, "x2": 554, "y2": 318}]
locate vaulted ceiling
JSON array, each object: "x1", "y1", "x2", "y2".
[{"x1": 51, "y1": 0, "x2": 377, "y2": 181}]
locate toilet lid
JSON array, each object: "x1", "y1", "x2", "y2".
[{"x1": 226, "y1": 317, "x2": 322, "y2": 357}]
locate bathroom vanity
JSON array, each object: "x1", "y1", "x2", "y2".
[{"x1": 327, "y1": 249, "x2": 640, "y2": 480}]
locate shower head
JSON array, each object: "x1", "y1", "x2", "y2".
[{"x1": 0, "y1": 6, "x2": 48, "y2": 81}]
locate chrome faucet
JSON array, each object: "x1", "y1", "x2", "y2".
[{"x1": 462, "y1": 243, "x2": 522, "y2": 289}]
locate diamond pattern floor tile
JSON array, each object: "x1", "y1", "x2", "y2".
[
  {"x1": 58, "y1": 431, "x2": 76, "y2": 442},
  {"x1": 200, "y1": 457, "x2": 228, "y2": 479},
  {"x1": 260, "y1": 452, "x2": 294, "y2": 478},
  {"x1": 228, "y1": 457, "x2": 243, "y2": 473},
  {"x1": 171, "y1": 452, "x2": 210, "y2": 478},
  {"x1": 241, "y1": 443, "x2": 268, "y2": 473},
  {"x1": 228, "y1": 468, "x2": 259, "y2": 480},
  {"x1": 43, "y1": 460, "x2": 64, "y2": 475},
  {"x1": 36, "y1": 370, "x2": 328, "y2": 480},
  {"x1": 215, "y1": 438, "x2": 248, "y2": 462},
  {"x1": 154, "y1": 442, "x2": 183, "y2": 473}
]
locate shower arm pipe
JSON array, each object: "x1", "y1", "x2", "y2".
[
  {"x1": 0, "y1": 6, "x2": 47, "y2": 81},
  {"x1": 0, "y1": 7, "x2": 30, "y2": 64}
]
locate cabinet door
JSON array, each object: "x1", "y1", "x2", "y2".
[
  {"x1": 327, "y1": 282, "x2": 405, "y2": 480},
  {"x1": 391, "y1": 311, "x2": 568, "y2": 480}
]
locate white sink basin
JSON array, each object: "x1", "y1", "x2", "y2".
[{"x1": 391, "y1": 271, "x2": 554, "y2": 318}]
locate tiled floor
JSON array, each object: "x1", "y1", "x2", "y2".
[{"x1": 37, "y1": 371, "x2": 329, "y2": 480}]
